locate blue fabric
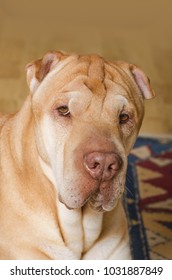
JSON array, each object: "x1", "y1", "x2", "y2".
[{"x1": 125, "y1": 136, "x2": 172, "y2": 259}]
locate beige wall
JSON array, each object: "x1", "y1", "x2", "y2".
[{"x1": 0, "y1": 0, "x2": 172, "y2": 134}]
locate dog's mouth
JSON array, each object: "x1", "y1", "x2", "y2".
[
  {"x1": 59, "y1": 179, "x2": 124, "y2": 212},
  {"x1": 89, "y1": 182, "x2": 123, "y2": 212},
  {"x1": 89, "y1": 191, "x2": 109, "y2": 212}
]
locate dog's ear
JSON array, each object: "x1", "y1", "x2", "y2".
[
  {"x1": 25, "y1": 51, "x2": 65, "y2": 94},
  {"x1": 130, "y1": 64, "x2": 155, "y2": 99}
]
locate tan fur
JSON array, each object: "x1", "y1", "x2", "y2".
[{"x1": 0, "y1": 51, "x2": 155, "y2": 259}]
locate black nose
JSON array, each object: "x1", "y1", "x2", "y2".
[{"x1": 84, "y1": 152, "x2": 121, "y2": 181}]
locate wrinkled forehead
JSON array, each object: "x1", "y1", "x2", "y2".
[
  {"x1": 38, "y1": 55, "x2": 131, "y2": 94},
  {"x1": 34, "y1": 54, "x2": 136, "y2": 107}
]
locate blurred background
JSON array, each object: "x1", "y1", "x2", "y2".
[{"x1": 0, "y1": 0, "x2": 172, "y2": 135}]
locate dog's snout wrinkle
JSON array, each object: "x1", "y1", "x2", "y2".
[{"x1": 84, "y1": 152, "x2": 121, "y2": 181}]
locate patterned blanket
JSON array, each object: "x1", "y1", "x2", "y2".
[{"x1": 125, "y1": 137, "x2": 172, "y2": 259}]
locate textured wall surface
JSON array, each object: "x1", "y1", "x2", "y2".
[{"x1": 0, "y1": 0, "x2": 172, "y2": 134}]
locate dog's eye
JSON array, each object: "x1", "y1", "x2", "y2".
[
  {"x1": 119, "y1": 113, "x2": 129, "y2": 124},
  {"x1": 57, "y1": 106, "x2": 70, "y2": 116}
]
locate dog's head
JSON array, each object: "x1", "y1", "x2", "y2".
[{"x1": 26, "y1": 51, "x2": 155, "y2": 212}]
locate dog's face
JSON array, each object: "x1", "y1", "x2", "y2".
[{"x1": 26, "y1": 51, "x2": 155, "y2": 212}]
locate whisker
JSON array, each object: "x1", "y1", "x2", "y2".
[
  {"x1": 125, "y1": 173, "x2": 134, "y2": 198},
  {"x1": 125, "y1": 186, "x2": 134, "y2": 198}
]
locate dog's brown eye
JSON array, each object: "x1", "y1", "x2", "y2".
[
  {"x1": 119, "y1": 113, "x2": 129, "y2": 124},
  {"x1": 57, "y1": 106, "x2": 70, "y2": 116}
]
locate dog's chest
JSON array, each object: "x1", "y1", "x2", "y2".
[{"x1": 57, "y1": 202, "x2": 103, "y2": 258}]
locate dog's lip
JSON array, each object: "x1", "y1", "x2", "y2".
[
  {"x1": 89, "y1": 204, "x2": 106, "y2": 213},
  {"x1": 63, "y1": 203, "x2": 75, "y2": 210},
  {"x1": 59, "y1": 199, "x2": 75, "y2": 210},
  {"x1": 58, "y1": 194, "x2": 75, "y2": 210},
  {"x1": 59, "y1": 194, "x2": 117, "y2": 212},
  {"x1": 89, "y1": 195, "x2": 118, "y2": 212},
  {"x1": 58, "y1": 178, "x2": 123, "y2": 211},
  {"x1": 58, "y1": 193, "x2": 91, "y2": 210},
  {"x1": 89, "y1": 180, "x2": 123, "y2": 212}
]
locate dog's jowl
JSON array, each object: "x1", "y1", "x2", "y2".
[{"x1": 0, "y1": 51, "x2": 155, "y2": 259}]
